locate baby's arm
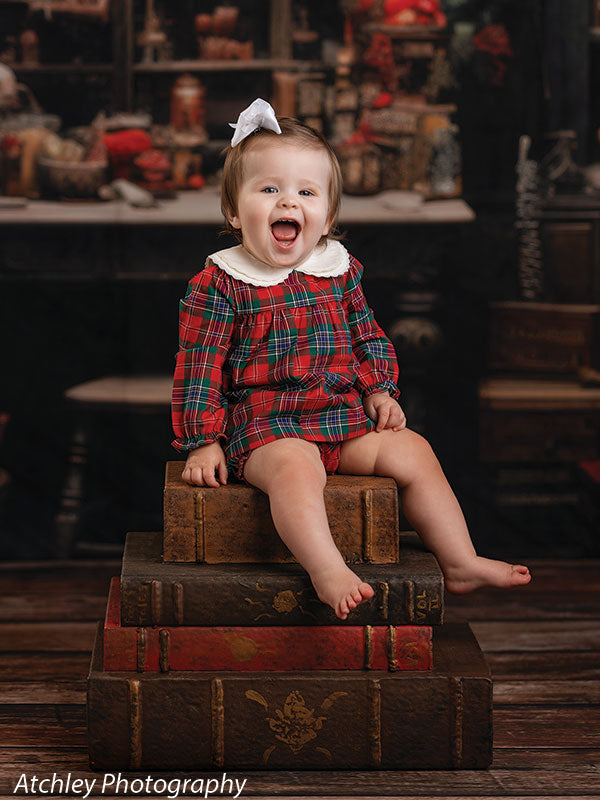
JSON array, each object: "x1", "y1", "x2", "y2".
[
  {"x1": 363, "y1": 391, "x2": 406, "y2": 432},
  {"x1": 172, "y1": 267, "x2": 234, "y2": 474},
  {"x1": 183, "y1": 441, "x2": 228, "y2": 487}
]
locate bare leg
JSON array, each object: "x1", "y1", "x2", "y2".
[
  {"x1": 339, "y1": 429, "x2": 531, "y2": 593},
  {"x1": 244, "y1": 439, "x2": 374, "y2": 619}
]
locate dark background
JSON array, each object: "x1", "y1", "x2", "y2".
[{"x1": 0, "y1": 0, "x2": 598, "y2": 560}]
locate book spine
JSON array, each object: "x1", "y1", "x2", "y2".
[{"x1": 121, "y1": 574, "x2": 443, "y2": 627}]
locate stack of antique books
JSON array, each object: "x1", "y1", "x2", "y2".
[{"x1": 87, "y1": 462, "x2": 492, "y2": 769}]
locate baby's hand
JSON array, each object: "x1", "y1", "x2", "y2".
[
  {"x1": 363, "y1": 391, "x2": 406, "y2": 433},
  {"x1": 182, "y1": 442, "x2": 228, "y2": 487}
]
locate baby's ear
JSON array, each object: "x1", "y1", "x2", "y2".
[{"x1": 229, "y1": 214, "x2": 241, "y2": 229}]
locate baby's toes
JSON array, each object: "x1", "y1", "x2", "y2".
[
  {"x1": 339, "y1": 596, "x2": 350, "y2": 617},
  {"x1": 350, "y1": 586, "x2": 363, "y2": 604},
  {"x1": 359, "y1": 582, "x2": 374, "y2": 600},
  {"x1": 346, "y1": 595, "x2": 357, "y2": 610}
]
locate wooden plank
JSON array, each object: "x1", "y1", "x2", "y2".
[
  {"x1": 0, "y1": 683, "x2": 84, "y2": 704},
  {"x1": 0, "y1": 561, "x2": 119, "y2": 578},
  {"x1": 470, "y1": 620, "x2": 600, "y2": 652},
  {"x1": 0, "y1": 596, "x2": 107, "y2": 623},
  {"x1": 0, "y1": 654, "x2": 89, "y2": 681},
  {"x1": 445, "y1": 591, "x2": 600, "y2": 621},
  {"x1": 0, "y1": 623, "x2": 96, "y2": 652},
  {"x1": 494, "y1": 708, "x2": 600, "y2": 748},
  {"x1": 487, "y1": 651, "x2": 600, "y2": 681},
  {"x1": 0, "y1": 706, "x2": 86, "y2": 747},
  {"x1": 492, "y1": 748, "x2": 600, "y2": 769},
  {"x1": 494, "y1": 679, "x2": 600, "y2": 704}
]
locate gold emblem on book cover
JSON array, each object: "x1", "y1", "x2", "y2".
[
  {"x1": 246, "y1": 689, "x2": 348, "y2": 760},
  {"x1": 244, "y1": 582, "x2": 317, "y2": 621}
]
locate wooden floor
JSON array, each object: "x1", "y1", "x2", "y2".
[{"x1": 0, "y1": 557, "x2": 599, "y2": 799}]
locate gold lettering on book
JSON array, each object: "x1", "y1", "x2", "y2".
[
  {"x1": 245, "y1": 689, "x2": 347, "y2": 761},
  {"x1": 415, "y1": 589, "x2": 441, "y2": 621}
]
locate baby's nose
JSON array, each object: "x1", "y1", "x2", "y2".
[{"x1": 278, "y1": 194, "x2": 298, "y2": 207}]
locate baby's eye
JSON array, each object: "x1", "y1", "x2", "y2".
[
  {"x1": 299, "y1": 189, "x2": 314, "y2": 196},
  {"x1": 262, "y1": 187, "x2": 278, "y2": 194}
]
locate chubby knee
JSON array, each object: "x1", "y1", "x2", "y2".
[
  {"x1": 374, "y1": 427, "x2": 438, "y2": 480},
  {"x1": 245, "y1": 438, "x2": 327, "y2": 493}
]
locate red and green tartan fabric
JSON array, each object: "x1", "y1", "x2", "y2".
[{"x1": 171, "y1": 249, "x2": 400, "y2": 474}]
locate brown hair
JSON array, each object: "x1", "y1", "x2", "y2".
[{"x1": 220, "y1": 116, "x2": 343, "y2": 244}]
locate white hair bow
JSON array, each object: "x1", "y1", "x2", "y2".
[{"x1": 229, "y1": 98, "x2": 281, "y2": 147}]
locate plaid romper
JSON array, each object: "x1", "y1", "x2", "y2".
[{"x1": 172, "y1": 240, "x2": 400, "y2": 480}]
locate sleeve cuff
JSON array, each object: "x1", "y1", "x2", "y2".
[
  {"x1": 361, "y1": 382, "x2": 401, "y2": 401},
  {"x1": 171, "y1": 432, "x2": 227, "y2": 453}
]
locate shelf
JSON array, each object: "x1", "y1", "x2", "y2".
[
  {"x1": 7, "y1": 63, "x2": 114, "y2": 73},
  {"x1": 133, "y1": 58, "x2": 327, "y2": 73},
  {"x1": 0, "y1": 190, "x2": 475, "y2": 226},
  {"x1": 362, "y1": 23, "x2": 449, "y2": 40}
]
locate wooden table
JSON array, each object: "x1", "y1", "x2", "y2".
[{"x1": 0, "y1": 557, "x2": 598, "y2": 797}]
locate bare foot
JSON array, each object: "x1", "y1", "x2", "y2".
[
  {"x1": 444, "y1": 556, "x2": 531, "y2": 595},
  {"x1": 310, "y1": 564, "x2": 375, "y2": 620}
]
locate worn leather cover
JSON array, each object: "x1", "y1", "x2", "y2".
[
  {"x1": 163, "y1": 462, "x2": 399, "y2": 563},
  {"x1": 104, "y1": 578, "x2": 433, "y2": 672},
  {"x1": 120, "y1": 532, "x2": 444, "y2": 627},
  {"x1": 88, "y1": 621, "x2": 492, "y2": 770}
]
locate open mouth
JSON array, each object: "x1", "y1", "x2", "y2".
[{"x1": 271, "y1": 219, "x2": 300, "y2": 246}]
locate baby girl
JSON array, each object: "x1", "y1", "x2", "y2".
[{"x1": 172, "y1": 98, "x2": 531, "y2": 619}]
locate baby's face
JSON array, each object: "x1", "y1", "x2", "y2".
[{"x1": 228, "y1": 138, "x2": 332, "y2": 269}]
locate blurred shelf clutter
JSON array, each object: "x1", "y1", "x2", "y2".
[{"x1": 0, "y1": 0, "x2": 463, "y2": 205}]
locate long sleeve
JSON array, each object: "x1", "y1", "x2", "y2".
[
  {"x1": 343, "y1": 257, "x2": 400, "y2": 400},
  {"x1": 171, "y1": 266, "x2": 235, "y2": 452}
]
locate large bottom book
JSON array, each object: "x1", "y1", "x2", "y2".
[
  {"x1": 88, "y1": 622, "x2": 492, "y2": 770},
  {"x1": 104, "y1": 578, "x2": 433, "y2": 672}
]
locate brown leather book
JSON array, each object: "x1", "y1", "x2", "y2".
[
  {"x1": 87, "y1": 621, "x2": 492, "y2": 770},
  {"x1": 163, "y1": 462, "x2": 400, "y2": 563},
  {"x1": 120, "y1": 532, "x2": 444, "y2": 627}
]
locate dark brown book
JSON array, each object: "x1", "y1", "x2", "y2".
[
  {"x1": 87, "y1": 621, "x2": 492, "y2": 770},
  {"x1": 120, "y1": 532, "x2": 444, "y2": 627},
  {"x1": 488, "y1": 301, "x2": 600, "y2": 376},
  {"x1": 163, "y1": 462, "x2": 399, "y2": 563}
]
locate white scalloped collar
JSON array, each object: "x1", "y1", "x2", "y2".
[{"x1": 207, "y1": 240, "x2": 350, "y2": 287}]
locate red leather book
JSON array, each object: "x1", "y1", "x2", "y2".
[{"x1": 103, "y1": 578, "x2": 433, "y2": 672}]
